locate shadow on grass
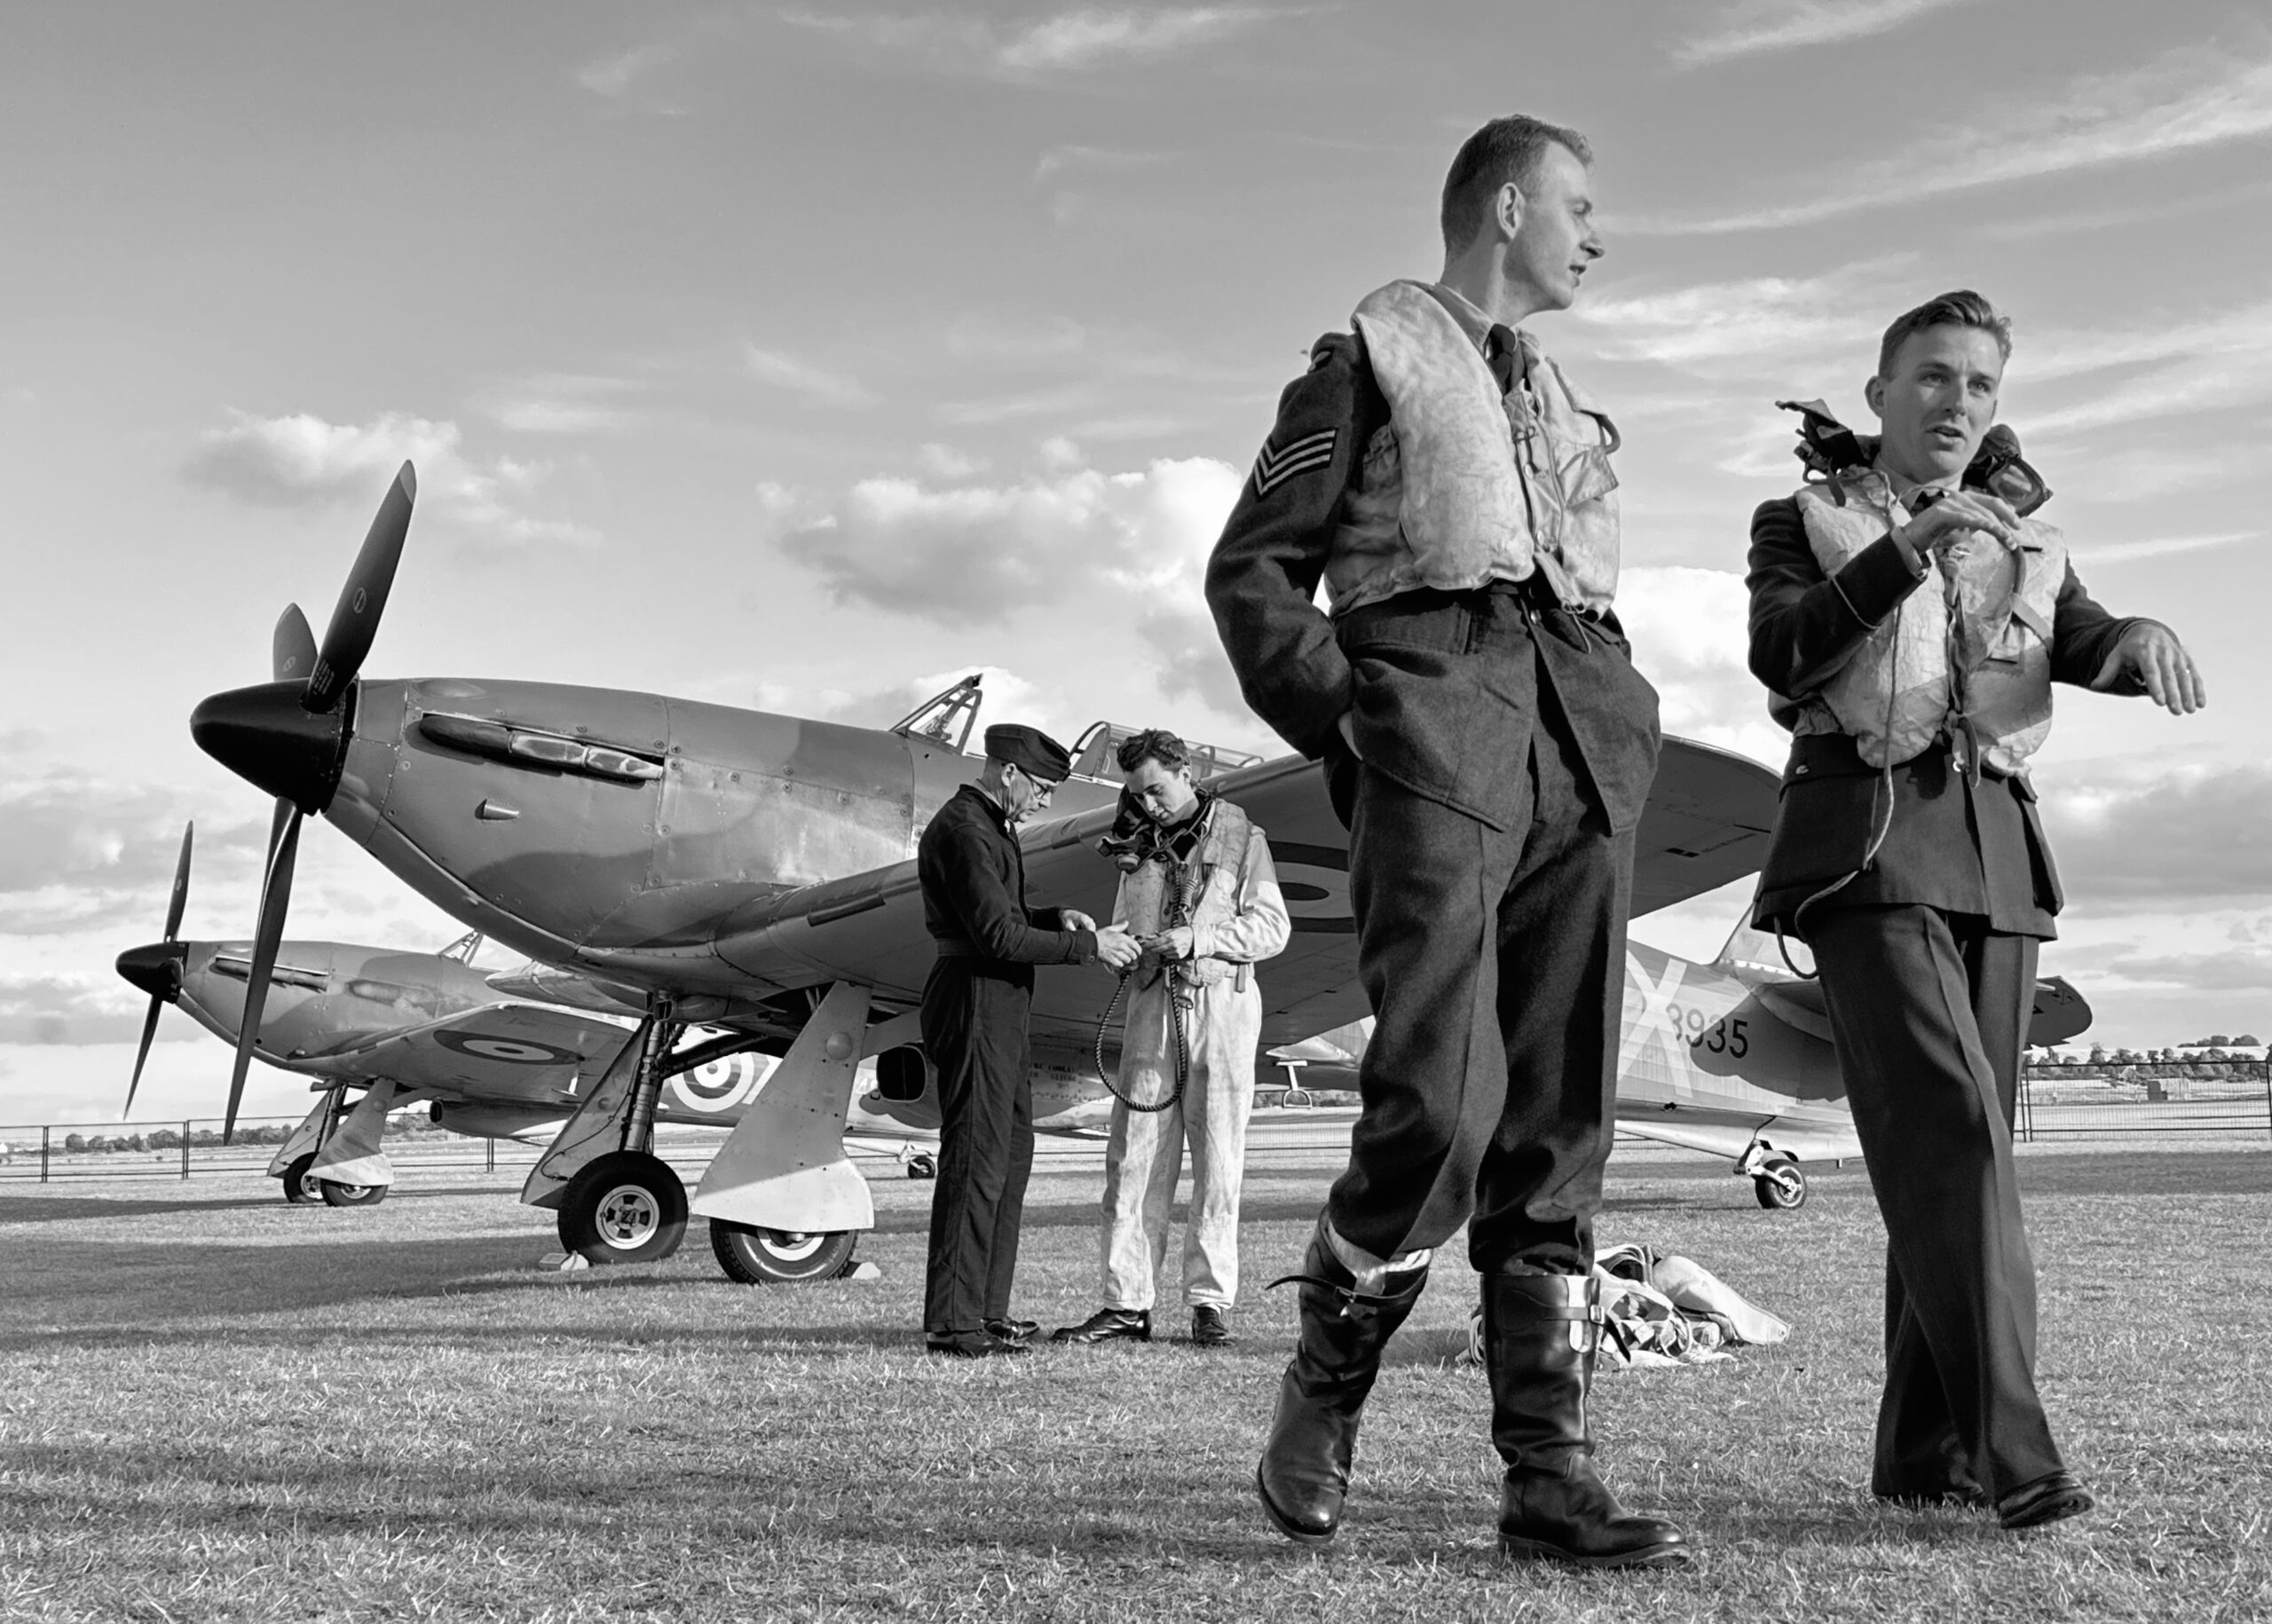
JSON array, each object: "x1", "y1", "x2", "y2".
[{"x1": 2018, "y1": 1151, "x2": 2270, "y2": 1197}]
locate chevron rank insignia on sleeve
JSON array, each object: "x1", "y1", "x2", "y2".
[{"x1": 1251, "y1": 428, "x2": 1337, "y2": 496}]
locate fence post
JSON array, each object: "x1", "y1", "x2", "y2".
[
  {"x1": 486, "y1": 1138, "x2": 494, "y2": 1173},
  {"x1": 40, "y1": 1125, "x2": 49, "y2": 1184},
  {"x1": 181, "y1": 1121, "x2": 191, "y2": 1180}
]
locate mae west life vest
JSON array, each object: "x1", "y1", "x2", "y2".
[
  {"x1": 1781, "y1": 468, "x2": 2064, "y2": 777},
  {"x1": 1326, "y1": 280, "x2": 1622, "y2": 615},
  {"x1": 1116, "y1": 797, "x2": 1258, "y2": 990}
]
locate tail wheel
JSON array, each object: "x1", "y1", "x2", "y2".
[
  {"x1": 1753, "y1": 1156, "x2": 1807, "y2": 1210},
  {"x1": 556, "y1": 1151, "x2": 688, "y2": 1265},
  {"x1": 280, "y1": 1154, "x2": 321, "y2": 1205},
  {"x1": 710, "y1": 1220, "x2": 856, "y2": 1284},
  {"x1": 320, "y1": 1179, "x2": 389, "y2": 1208},
  {"x1": 905, "y1": 1152, "x2": 937, "y2": 1180}
]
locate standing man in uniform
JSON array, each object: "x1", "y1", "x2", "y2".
[
  {"x1": 1204, "y1": 115, "x2": 1685, "y2": 1567},
  {"x1": 1052, "y1": 729, "x2": 1290, "y2": 1350},
  {"x1": 919, "y1": 723, "x2": 1140, "y2": 1359},
  {"x1": 1746, "y1": 290, "x2": 2205, "y2": 1528}
]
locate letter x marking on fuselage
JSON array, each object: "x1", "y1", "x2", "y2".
[{"x1": 1619, "y1": 950, "x2": 1692, "y2": 1082}]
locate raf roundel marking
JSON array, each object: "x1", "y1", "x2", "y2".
[
  {"x1": 1270, "y1": 842, "x2": 1354, "y2": 934},
  {"x1": 434, "y1": 1029, "x2": 583, "y2": 1065}
]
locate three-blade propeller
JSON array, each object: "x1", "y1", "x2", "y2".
[
  {"x1": 221, "y1": 463, "x2": 414, "y2": 1141},
  {"x1": 123, "y1": 824, "x2": 194, "y2": 1116}
]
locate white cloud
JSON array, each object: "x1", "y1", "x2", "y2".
[
  {"x1": 1574, "y1": 264, "x2": 1896, "y2": 373},
  {"x1": 915, "y1": 442, "x2": 989, "y2": 481},
  {"x1": 781, "y1": 6, "x2": 1284, "y2": 77},
  {"x1": 1035, "y1": 144, "x2": 1172, "y2": 181},
  {"x1": 1617, "y1": 566, "x2": 1790, "y2": 766},
  {"x1": 1637, "y1": 45, "x2": 2272, "y2": 233},
  {"x1": 2038, "y1": 763, "x2": 2272, "y2": 907},
  {"x1": 745, "y1": 344, "x2": 880, "y2": 409},
  {"x1": 1671, "y1": 0, "x2": 1986, "y2": 67},
  {"x1": 476, "y1": 374, "x2": 642, "y2": 434},
  {"x1": 774, "y1": 455, "x2": 1238, "y2": 620},
  {"x1": 182, "y1": 411, "x2": 599, "y2": 548},
  {"x1": 769, "y1": 455, "x2": 1252, "y2": 719},
  {"x1": 2071, "y1": 532, "x2": 2257, "y2": 569},
  {"x1": 578, "y1": 41, "x2": 678, "y2": 97}
]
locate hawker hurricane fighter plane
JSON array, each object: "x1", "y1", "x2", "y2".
[
  {"x1": 176, "y1": 463, "x2": 1879, "y2": 1282},
  {"x1": 1263, "y1": 925, "x2": 2091, "y2": 1210}
]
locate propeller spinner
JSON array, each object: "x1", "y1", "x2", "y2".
[
  {"x1": 114, "y1": 824, "x2": 194, "y2": 1115},
  {"x1": 188, "y1": 462, "x2": 415, "y2": 1139}
]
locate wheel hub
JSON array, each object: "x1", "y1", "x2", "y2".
[{"x1": 596, "y1": 1184, "x2": 661, "y2": 1248}]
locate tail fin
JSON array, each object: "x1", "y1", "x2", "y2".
[{"x1": 1713, "y1": 920, "x2": 1813, "y2": 978}]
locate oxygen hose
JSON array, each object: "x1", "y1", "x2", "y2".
[{"x1": 1094, "y1": 855, "x2": 1195, "y2": 1115}]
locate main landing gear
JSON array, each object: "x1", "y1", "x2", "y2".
[
  {"x1": 272, "y1": 1082, "x2": 402, "y2": 1207},
  {"x1": 525, "y1": 1003, "x2": 693, "y2": 1266}
]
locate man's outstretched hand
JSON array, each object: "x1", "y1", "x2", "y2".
[
  {"x1": 1093, "y1": 926, "x2": 1141, "y2": 971},
  {"x1": 2092, "y1": 622, "x2": 2205, "y2": 714}
]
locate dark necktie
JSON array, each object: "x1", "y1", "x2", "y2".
[{"x1": 1485, "y1": 324, "x2": 1520, "y2": 396}]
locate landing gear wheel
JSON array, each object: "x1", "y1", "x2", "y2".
[
  {"x1": 710, "y1": 1220, "x2": 856, "y2": 1284},
  {"x1": 1753, "y1": 1156, "x2": 1807, "y2": 1210},
  {"x1": 280, "y1": 1154, "x2": 321, "y2": 1205},
  {"x1": 905, "y1": 1153, "x2": 937, "y2": 1180},
  {"x1": 320, "y1": 1179, "x2": 389, "y2": 1208},
  {"x1": 556, "y1": 1151, "x2": 687, "y2": 1265}
]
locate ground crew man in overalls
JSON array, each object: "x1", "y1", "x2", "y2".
[
  {"x1": 1053, "y1": 729, "x2": 1290, "y2": 1350},
  {"x1": 1204, "y1": 114, "x2": 1685, "y2": 1568},
  {"x1": 919, "y1": 723, "x2": 1140, "y2": 1359},
  {"x1": 1746, "y1": 289, "x2": 2204, "y2": 1530}
]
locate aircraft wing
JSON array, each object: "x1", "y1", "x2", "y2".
[
  {"x1": 1616, "y1": 1114, "x2": 1864, "y2": 1164},
  {"x1": 290, "y1": 1000, "x2": 635, "y2": 1103},
  {"x1": 715, "y1": 739, "x2": 1779, "y2": 1051},
  {"x1": 1757, "y1": 973, "x2": 2094, "y2": 1049}
]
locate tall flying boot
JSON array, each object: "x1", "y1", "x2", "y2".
[
  {"x1": 1487, "y1": 1272, "x2": 1691, "y2": 1568},
  {"x1": 1255, "y1": 1215, "x2": 1430, "y2": 1544}
]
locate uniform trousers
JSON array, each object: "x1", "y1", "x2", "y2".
[
  {"x1": 1326, "y1": 629, "x2": 1634, "y2": 1276},
  {"x1": 1098, "y1": 974, "x2": 1260, "y2": 1311},
  {"x1": 920, "y1": 959, "x2": 1037, "y2": 1335},
  {"x1": 1806, "y1": 904, "x2": 2066, "y2": 1500}
]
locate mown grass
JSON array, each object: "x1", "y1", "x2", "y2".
[{"x1": 2, "y1": 1134, "x2": 2268, "y2": 1622}]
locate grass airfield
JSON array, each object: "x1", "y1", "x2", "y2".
[{"x1": 2, "y1": 1120, "x2": 2268, "y2": 1624}]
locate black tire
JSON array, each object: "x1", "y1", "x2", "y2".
[
  {"x1": 710, "y1": 1220, "x2": 856, "y2": 1284},
  {"x1": 906, "y1": 1153, "x2": 937, "y2": 1180},
  {"x1": 280, "y1": 1154, "x2": 321, "y2": 1205},
  {"x1": 556, "y1": 1151, "x2": 688, "y2": 1265},
  {"x1": 1753, "y1": 1157, "x2": 1807, "y2": 1210},
  {"x1": 320, "y1": 1179, "x2": 389, "y2": 1208}
]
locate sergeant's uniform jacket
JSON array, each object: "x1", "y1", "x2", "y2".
[
  {"x1": 1205, "y1": 281, "x2": 1657, "y2": 836},
  {"x1": 1745, "y1": 492, "x2": 2146, "y2": 938}
]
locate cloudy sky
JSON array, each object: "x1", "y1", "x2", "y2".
[{"x1": 4, "y1": 0, "x2": 2268, "y2": 1123}]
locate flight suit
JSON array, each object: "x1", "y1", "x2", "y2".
[
  {"x1": 1747, "y1": 492, "x2": 2145, "y2": 1506},
  {"x1": 918, "y1": 784, "x2": 1097, "y2": 1340}
]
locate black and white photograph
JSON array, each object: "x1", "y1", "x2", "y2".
[{"x1": 2, "y1": 2, "x2": 2266, "y2": 1619}]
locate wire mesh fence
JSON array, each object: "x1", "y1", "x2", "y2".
[
  {"x1": 0, "y1": 1116, "x2": 736, "y2": 1185},
  {"x1": 2018, "y1": 1059, "x2": 2272, "y2": 1141}
]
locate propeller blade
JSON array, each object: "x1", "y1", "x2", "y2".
[
  {"x1": 225, "y1": 799, "x2": 301, "y2": 1142},
  {"x1": 162, "y1": 823, "x2": 193, "y2": 942},
  {"x1": 125, "y1": 997, "x2": 164, "y2": 1117},
  {"x1": 304, "y1": 461, "x2": 415, "y2": 715},
  {"x1": 272, "y1": 604, "x2": 317, "y2": 685}
]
